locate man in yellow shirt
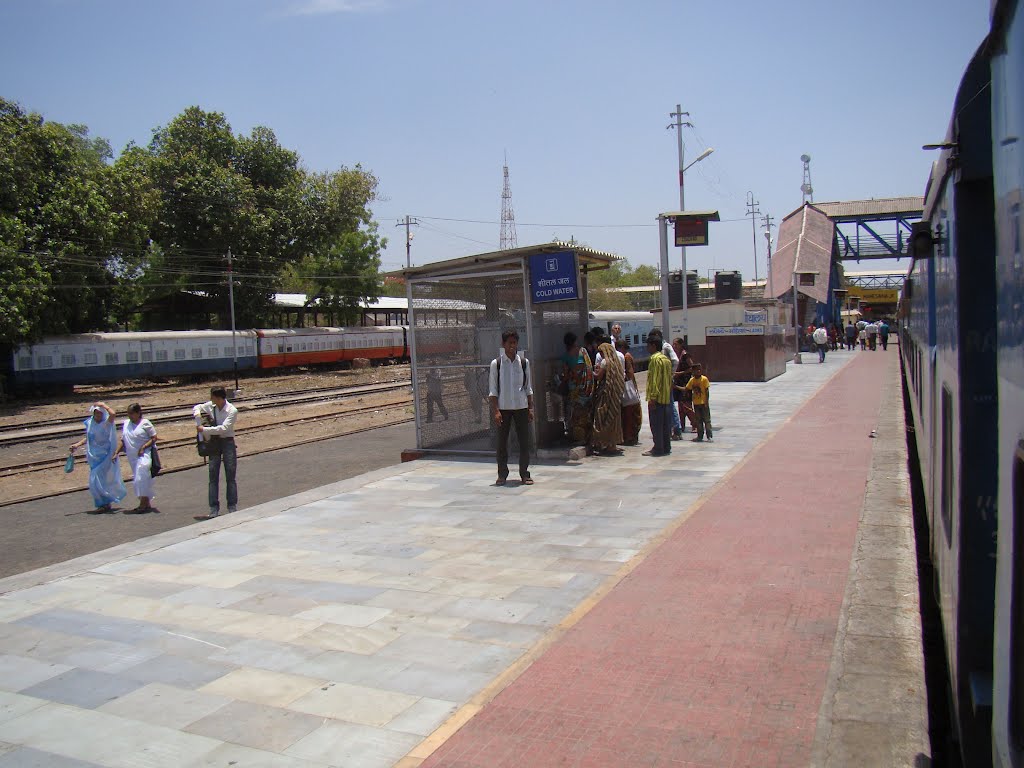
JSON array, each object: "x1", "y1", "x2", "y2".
[
  {"x1": 685, "y1": 363, "x2": 713, "y2": 442},
  {"x1": 643, "y1": 332, "x2": 673, "y2": 456}
]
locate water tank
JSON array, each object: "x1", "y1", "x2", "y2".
[
  {"x1": 714, "y1": 271, "x2": 742, "y2": 301},
  {"x1": 668, "y1": 271, "x2": 684, "y2": 308},
  {"x1": 686, "y1": 271, "x2": 700, "y2": 306}
]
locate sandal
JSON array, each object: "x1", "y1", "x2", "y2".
[
  {"x1": 495, "y1": 478, "x2": 507, "y2": 486},
  {"x1": 521, "y1": 478, "x2": 534, "y2": 485}
]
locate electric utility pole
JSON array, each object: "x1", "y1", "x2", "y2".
[
  {"x1": 396, "y1": 216, "x2": 419, "y2": 268},
  {"x1": 226, "y1": 247, "x2": 239, "y2": 396},
  {"x1": 746, "y1": 192, "x2": 761, "y2": 287}
]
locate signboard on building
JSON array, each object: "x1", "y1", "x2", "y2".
[
  {"x1": 744, "y1": 309, "x2": 768, "y2": 324},
  {"x1": 855, "y1": 288, "x2": 899, "y2": 304},
  {"x1": 529, "y1": 251, "x2": 578, "y2": 304},
  {"x1": 706, "y1": 325, "x2": 765, "y2": 336}
]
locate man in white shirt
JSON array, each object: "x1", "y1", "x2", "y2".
[
  {"x1": 488, "y1": 329, "x2": 534, "y2": 486},
  {"x1": 812, "y1": 325, "x2": 829, "y2": 363},
  {"x1": 193, "y1": 386, "x2": 239, "y2": 518}
]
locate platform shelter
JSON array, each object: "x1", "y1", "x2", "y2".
[{"x1": 390, "y1": 243, "x2": 619, "y2": 456}]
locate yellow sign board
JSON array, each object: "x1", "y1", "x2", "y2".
[{"x1": 851, "y1": 288, "x2": 899, "y2": 304}]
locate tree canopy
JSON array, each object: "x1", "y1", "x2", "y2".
[{"x1": 0, "y1": 99, "x2": 385, "y2": 344}]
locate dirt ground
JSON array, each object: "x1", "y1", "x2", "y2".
[{"x1": 0, "y1": 365, "x2": 415, "y2": 505}]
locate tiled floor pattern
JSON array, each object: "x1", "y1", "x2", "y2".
[
  {"x1": 419, "y1": 351, "x2": 892, "y2": 768},
  {"x1": 0, "y1": 352, "x2": 862, "y2": 768}
]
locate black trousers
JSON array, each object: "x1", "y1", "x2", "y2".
[{"x1": 496, "y1": 408, "x2": 531, "y2": 480}]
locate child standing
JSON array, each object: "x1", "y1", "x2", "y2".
[{"x1": 685, "y1": 363, "x2": 713, "y2": 442}]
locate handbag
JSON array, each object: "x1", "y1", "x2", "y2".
[
  {"x1": 149, "y1": 445, "x2": 162, "y2": 477},
  {"x1": 64, "y1": 454, "x2": 76, "y2": 473},
  {"x1": 622, "y1": 379, "x2": 640, "y2": 407},
  {"x1": 196, "y1": 436, "x2": 210, "y2": 458}
]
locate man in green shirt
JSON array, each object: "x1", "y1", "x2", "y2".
[{"x1": 643, "y1": 332, "x2": 673, "y2": 457}]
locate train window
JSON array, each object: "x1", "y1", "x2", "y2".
[
  {"x1": 84, "y1": 353, "x2": 97, "y2": 365},
  {"x1": 174, "y1": 349, "x2": 186, "y2": 361},
  {"x1": 126, "y1": 351, "x2": 139, "y2": 363},
  {"x1": 17, "y1": 357, "x2": 32, "y2": 370},
  {"x1": 246, "y1": 344, "x2": 254, "y2": 355},
  {"x1": 105, "y1": 352, "x2": 118, "y2": 365},
  {"x1": 156, "y1": 350, "x2": 168, "y2": 362},
  {"x1": 224, "y1": 346, "x2": 233, "y2": 357},
  {"x1": 141, "y1": 351, "x2": 152, "y2": 363},
  {"x1": 940, "y1": 386, "x2": 954, "y2": 547},
  {"x1": 1012, "y1": 448, "x2": 1024, "y2": 749},
  {"x1": 61, "y1": 355, "x2": 75, "y2": 366},
  {"x1": 207, "y1": 346, "x2": 217, "y2": 358},
  {"x1": 191, "y1": 348, "x2": 202, "y2": 359}
]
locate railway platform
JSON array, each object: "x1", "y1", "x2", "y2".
[{"x1": 0, "y1": 347, "x2": 928, "y2": 768}]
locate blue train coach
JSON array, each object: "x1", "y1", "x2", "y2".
[{"x1": 9, "y1": 330, "x2": 259, "y2": 389}]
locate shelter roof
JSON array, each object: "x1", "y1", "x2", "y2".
[
  {"x1": 765, "y1": 203, "x2": 834, "y2": 303},
  {"x1": 812, "y1": 197, "x2": 924, "y2": 221},
  {"x1": 389, "y1": 242, "x2": 620, "y2": 280}
]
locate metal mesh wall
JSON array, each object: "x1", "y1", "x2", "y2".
[{"x1": 410, "y1": 273, "x2": 527, "y2": 452}]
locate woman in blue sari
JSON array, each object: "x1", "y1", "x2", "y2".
[{"x1": 69, "y1": 402, "x2": 127, "y2": 512}]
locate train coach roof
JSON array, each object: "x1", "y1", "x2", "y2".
[
  {"x1": 34, "y1": 330, "x2": 258, "y2": 344},
  {"x1": 255, "y1": 327, "x2": 404, "y2": 337}
]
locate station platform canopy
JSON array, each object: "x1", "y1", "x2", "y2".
[{"x1": 387, "y1": 242, "x2": 620, "y2": 455}]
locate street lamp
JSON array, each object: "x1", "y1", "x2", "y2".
[{"x1": 675, "y1": 146, "x2": 714, "y2": 342}]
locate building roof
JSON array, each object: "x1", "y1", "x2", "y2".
[
  {"x1": 765, "y1": 203, "x2": 834, "y2": 303},
  {"x1": 812, "y1": 197, "x2": 924, "y2": 222},
  {"x1": 388, "y1": 242, "x2": 620, "y2": 280}
]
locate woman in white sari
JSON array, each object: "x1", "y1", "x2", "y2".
[{"x1": 115, "y1": 403, "x2": 158, "y2": 513}]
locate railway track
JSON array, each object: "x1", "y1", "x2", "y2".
[{"x1": 0, "y1": 379, "x2": 412, "y2": 447}]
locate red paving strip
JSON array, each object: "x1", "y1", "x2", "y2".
[{"x1": 419, "y1": 352, "x2": 892, "y2": 768}]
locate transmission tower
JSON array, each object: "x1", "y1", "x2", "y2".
[
  {"x1": 800, "y1": 154, "x2": 814, "y2": 204},
  {"x1": 499, "y1": 156, "x2": 518, "y2": 250}
]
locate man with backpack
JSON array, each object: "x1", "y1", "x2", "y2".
[{"x1": 488, "y1": 329, "x2": 534, "y2": 486}]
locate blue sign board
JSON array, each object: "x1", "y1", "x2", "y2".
[{"x1": 529, "y1": 251, "x2": 578, "y2": 304}]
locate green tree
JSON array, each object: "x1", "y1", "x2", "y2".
[{"x1": 0, "y1": 98, "x2": 143, "y2": 342}]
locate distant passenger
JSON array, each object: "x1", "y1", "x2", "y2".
[
  {"x1": 591, "y1": 338, "x2": 625, "y2": 455},
  {"x1": 813, "y1": 325, "x2": 829, "y2": 363},
  {"x1": 562, "y1": 332, "x2": 595, "y2": 452},
  {"x1": 425, "y1": 367, "x2": 448, "y2": 422},
  {"x1": 609, "y1": 323, "x2": 622, "y2": 346},
  {"x1": 879, "y1": 320, "x2": 890, "y2": 350},
  {"x1": 845, "y1": 322, "x2": 857, "y2": 351},
  {"x1": 194, "y1": 386, "x2": 239, "y2": 519},
  {"x1": 488, "y1": 329, "x2": 534, "y2": 486},
  {"x1": 617, "y1": 339, "x2": 642, "y2": 446},
  {"x1": 652, "y1": 328, "x2": 683, "y2": 439},
  {"x1": 643, "y1": 332, "x2": 673, "y2": 457},
  {"x1": 115, "y1": 403, "x2": 158, "y2": 513},
  {"x1": 463, "y1": 367, "x2": 487, "y2": 424},
  {"x1": 866, "y1": 322, "x2": 879, "y2": 350},
  {"x1": 686, "y1": 363, "x2": 713, "y2": 442},
  {"x1": 671, "y1": 337, "x2": 698, "y2": 434},
  {"x1": 859, "y1": 326, "x2": 868, "y2": 350},
  {"x1": 69, "y1": 402, "x2": 127, "y2": 513}
]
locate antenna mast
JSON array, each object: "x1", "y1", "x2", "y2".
[
  {"x1": 800, "y1": 154, "x2": 814, "y2": 204},
  {"x1": 499, "y1": 155, "x2": 518, "y2": 250}
]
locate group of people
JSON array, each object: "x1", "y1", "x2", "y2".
[
  {"x1": 68, "y1": 401, "x2": 158, "y2": 514},
  {"x1": 805, "y1": 319, "x2": 893, "y2": 363},
  {"x1": 69, "y1": 386, "x2": 239, "y2": 518},
  {"x1": 558, "y1": 323, "x2": 712, "y2": 461}
]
